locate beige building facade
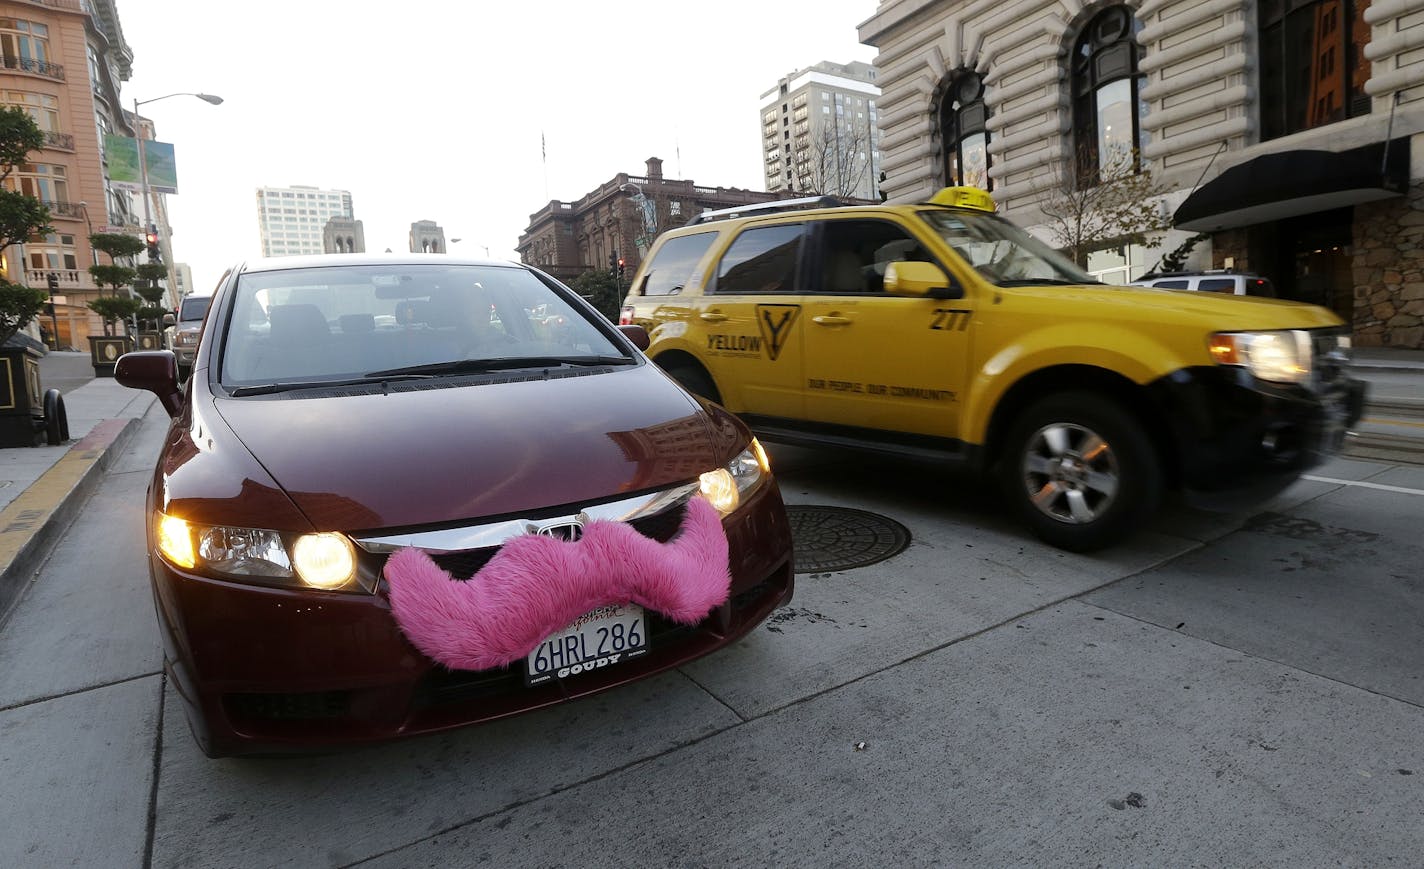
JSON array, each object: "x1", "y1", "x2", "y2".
[
  {"x1": 0, "y1": 0, "x2": 141, "y2": 349},
  {"x1": 860, "y1": 0, "x2": 1424, "y2": 347},
  {"x1": 517, "y1": 157, "x2": 786, "y2": 284}
]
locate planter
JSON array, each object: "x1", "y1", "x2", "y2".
[
  {"x1": 135, "y1": 331, "x2": 164, "y2": 351},
  {"x1": 0, "y1": 343, "x2": 48, "y2": 447},
  {"x1": 89, "y1": 334, "x2": 134, "y2": 378}
]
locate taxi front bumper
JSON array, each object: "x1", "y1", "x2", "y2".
[{"x1": 1147, "y1": 366, "x2": 1367, "y2": 509}]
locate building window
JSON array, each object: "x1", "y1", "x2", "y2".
[
  {"x1": 27, "y1": 232, "x2": 77, "y2": 271},
  {"x1": 0, "y1": 18, "x2": 51, "y2": 70},
  {"x1": 939, "y1": 70, "x2": 992, "y2": 191},
  {"x1": 8, "y1": 162, "x2": 67, "y2": 203},
  {"x1": 1260, "y1": 0, "x2": 1371, "y2": 140},
  {"x1": 1071, "y1": 5, "x2": 1147, "y2": 183},
  {"x1": 2, "y1": 90, "x2": 58, "y2": 131}
]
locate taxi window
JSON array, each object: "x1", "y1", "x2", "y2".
[
  {"x1": 713, "y1": 224, "x2": 802, "y2": 294},
  {"x1": 817, "y1": 219, "x2": 933, "y2": 295},
  {"x1": 1198, "y1": 279, "x2": 1237, "y2": 293},
  {"x1": 640, "y1": 232, "x2": 716, "y2": 296}
]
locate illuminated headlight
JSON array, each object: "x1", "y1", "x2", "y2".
[
  {"x1": 1208, "y1": 330, "x2": 1311, "y2": 383},
  {"x1": 179, "y1": 333, "x2": 199, "y2": 345},
  {"x1": 698, "y1": 439, "x2": 771, "y2": 515},
  {"x1": 154, "y1": 512, "x2": 367, "y2": 592}
]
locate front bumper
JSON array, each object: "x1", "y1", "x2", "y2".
[
  {"x1": 151, "y1": 481, "x2": 794, "y2": 757},
  {"x1": 1146, "y1": 365, "x2": 1367, "y2": 509}
]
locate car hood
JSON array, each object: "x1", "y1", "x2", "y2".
[
  {"x1": 1007, "y1": 283, "x2": 1345, "y2": 331},
  {"x1": 211, "y1": 364, "x2": 723, "y2": 531}
]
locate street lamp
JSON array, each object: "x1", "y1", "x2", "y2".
[{"x1": 131, "y1": 92, "x2": 222, "y2": 268}]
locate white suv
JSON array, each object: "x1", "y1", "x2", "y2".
[
  {"x1": 1129, "y1": 270, "x2": 1276, "y2": 297},
  {"x1": 171, "y1": 294, "x2": 212, "y2": 379}
]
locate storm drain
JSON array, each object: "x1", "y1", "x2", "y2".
[{"x1": 786, "y1": 505, "x2": 911, "y2": 574}]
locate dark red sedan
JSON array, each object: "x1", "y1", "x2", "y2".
[{"x1": 117, "y1": 255, "x2": 794, "y2": 757}]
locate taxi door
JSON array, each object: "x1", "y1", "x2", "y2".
[
  {"x1": 693, "y1": 222, "x2": 808, "y2": 419},
  {"x1": 800, "y1": 218, "x2": 972, "y2": 440}
]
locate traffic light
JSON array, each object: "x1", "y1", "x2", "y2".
[
  {"x1": 618, "y1": 257, "x2": 626, "y2": 280},
  {"x1": 46, "y1": 272, "x2": 58, "y2": 291},
  {"x1": 609, "y1": 250, "x2": 618, "y2": 272},
  {"x1": 146, "y1": 227, "x2": 161, "y2": 261}
]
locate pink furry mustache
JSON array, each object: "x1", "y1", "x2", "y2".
[{"x1": 383, "y1": 496, "x2": 732, "y2": 671}]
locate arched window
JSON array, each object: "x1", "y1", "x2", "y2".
[
  {"x1": 1071, "y1": 5, "x2": 1146, "y2": 183},
  {"x1": 939, "y1": 71, "x2": 991, "y2": 191}
]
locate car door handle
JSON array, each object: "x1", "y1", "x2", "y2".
[
  {"x1": 699, "y1": 312, "x2": 729, "y2": 322},
  {"x1": 812, "y1": 315, "x2": 851, "y2": 326}
]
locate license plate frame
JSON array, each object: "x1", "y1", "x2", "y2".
[{"x1": 525, "y1": 603, "x2": 649, "y2": 686}]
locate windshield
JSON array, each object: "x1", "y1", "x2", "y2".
[
  {"x1": 178, "y1": 297, "x2": 210, "y2": 322},
  {"x1": 918, "y1": 209, "x2": 1096, "y2": 287},
  {"x1": 219, "y1": 263, "x2": 627, "y2": 387}
]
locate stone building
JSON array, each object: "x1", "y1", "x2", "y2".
[
  {"x1": 517, "y1": 157, "x2": 789, "y2": 284},
  {"x1": 322, "y1": 216, "x2": 365, "y2": 254},
  {"x1": 860, "y1": 0, "x2": 1424, "y2": 347},
  {"x1": 409, "y1": 220, "x2": 446, "y2": 254}
]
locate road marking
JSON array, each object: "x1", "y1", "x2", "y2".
[{"x1": 1302, "y1": 475, "x2": 1424, "y2": 496}]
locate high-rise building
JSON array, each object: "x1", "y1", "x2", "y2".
[
  {"x1": 0, "y1": 0, "x2": 142, "y2": 348},
  {"x1": 760, "y1": 61, "x2": 881, "y2": 200},
  {"x1": 172, "y1": 262, "x2": 194, "y2": 302},
  {"x1": 255, "y1": 185, "x2": 354, "y2": 257}
]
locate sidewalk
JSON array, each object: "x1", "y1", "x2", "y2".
[
  {"x1": 0, "y1": 358, "x2": 157, "y2": 622},
  {"x1": 1352, "y1": 346, "x2": 1424, "y2": 372}
]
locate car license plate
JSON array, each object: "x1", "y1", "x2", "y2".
[{"x1": 526, "y1": 603, "x2": 648, "y2": 686}]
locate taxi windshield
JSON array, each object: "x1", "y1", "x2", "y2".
[{"x1": 918, "y1": 209, "x2": 1096, "y2": 287}]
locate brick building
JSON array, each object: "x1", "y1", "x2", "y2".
[{"x1": 517, "y1": 158, "x2": 788, "y2": 284}]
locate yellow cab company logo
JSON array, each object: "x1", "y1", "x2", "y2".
[{"x1": 704, "y1": 305, "x2": 801, "y2": 361}]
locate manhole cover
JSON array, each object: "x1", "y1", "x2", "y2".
[{"x1": 786, "y1": 505, "x2": 911, "y2": 574}]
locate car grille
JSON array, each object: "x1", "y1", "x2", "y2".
[{"x1": 1310, "y1": 328, "x2": 1352, "y2": 392}]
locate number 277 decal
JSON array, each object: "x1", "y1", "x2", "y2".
[{"x1": 930, "y1": 308, "x2": 971, "y2": 331}]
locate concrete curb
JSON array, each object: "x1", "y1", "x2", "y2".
[{"x1": 0, "y1": 417, "x2": 141, "y2": 626}]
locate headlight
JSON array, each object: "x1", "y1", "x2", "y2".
[
  {"x1": 1208, "y1": 330, "x2": 1311, "y2": 383},
  {"x1": 154, "y1": 512, "x2": 368, "y2": 592},
  {"x1": 698, "y1": 439, "x2": 771, "y2": 515}
]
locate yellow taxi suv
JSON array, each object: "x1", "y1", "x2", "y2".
[{"x1": 619, "y1": 187, "x2": 1367, "y2": 552}]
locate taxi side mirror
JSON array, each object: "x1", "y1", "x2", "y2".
[{"x1": 884, "y1": 261, "x2": 964, "y2": 300}]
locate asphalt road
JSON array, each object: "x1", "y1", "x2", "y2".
[{"x1": 1, "y1": 407, "x2": 1421, "y2": 867}]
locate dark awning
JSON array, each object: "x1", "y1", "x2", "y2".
[{"x1": 1174, "y1": 137, "x2": 1410, "y2": 232}]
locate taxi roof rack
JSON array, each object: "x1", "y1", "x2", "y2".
[{"x1": 685, "y1": 195, "x2": 843, "y2": 226}]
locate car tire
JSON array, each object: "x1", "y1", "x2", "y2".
[
  {"x1": 665, "y1": 364, "x2": 721, "y2": 405},
  {"x1": 998, "y1": 391, "x2": 1162, "y2": 552}
]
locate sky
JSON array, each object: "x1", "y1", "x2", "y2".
[{"x1": 116, "y1": 1, "x2": 881, "y2": 294}]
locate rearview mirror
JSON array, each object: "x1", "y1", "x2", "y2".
[
  {"x1": 115, "y1": 350, "x2": 184, "y2": 418},
  {"x1": 884, "y1": 261, "x2": 964, "y2": 300},
  {"x1": 617, "y1": 324, "x2": 650, "y2": 351},
  {"x1": 162, "y1": 313, "x2": 175, "y2": 327}
]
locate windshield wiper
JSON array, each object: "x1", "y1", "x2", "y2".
[
  {"x1": 365, "y1": 355, "x2": 635, "y2": 378},
  {"x1": 995, "y1": 278, "x2": 1103, "y2": 286},
  {"x1": 228, "y1": 373, "x2": 436, "y2": 396}
]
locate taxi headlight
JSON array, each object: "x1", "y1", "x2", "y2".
[
  {"x1": 698, "y1": 441, "x2": 769, "y2": 515},
  {"x1": 1208, "y1": 330, "x2": 1311, "y2": 384},
  {"x1": 154, "y1": 512, "x2": 368, "y2": 592}
]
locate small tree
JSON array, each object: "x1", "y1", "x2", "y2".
[
  {"x1": 87, "y1": 232, "x2": 146, "y2": 335},
  {"x1": 133, "y1": 262, "x2": 168, "y2": 329},
  {"x1": 88, "y1": 295, "x2": 143, "y2": 336},
  {"x1": 0, "y1": 106, "x2": 53, "y2": 345},
  {"x1": 569, "y1": 268, "x2": 621, "y2": 322},
  {"x1": 800, "y1": 122, "x2": 874, "y2": 199},
  {"x1": 1038, "y1": 147, "x2": 1172, "y2": 268}
]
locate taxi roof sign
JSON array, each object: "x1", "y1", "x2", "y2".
[{"x1": 928, "y1": 186, "x2": 997, "y2": 212}]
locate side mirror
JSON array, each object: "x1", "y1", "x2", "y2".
[
  {"x1": 884, "y1": 261, "x2": 964, "y2": 300},
  {"x1": 617, "y1": 324, "x2": 650, "y2": 351},
  {"x1": 115, "y1": 350, "x2": 184, "y2": 418},
  {"x1": 162, "y1": 312, "x2": 176, "y2": 327}
]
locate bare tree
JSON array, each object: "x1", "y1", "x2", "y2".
[
  {"x1": 1038, "y1": 147, "x2": 1172, "y2": 268},
  {"x1": 798, "y1": 121, "x2": 873, "y2": 199}
]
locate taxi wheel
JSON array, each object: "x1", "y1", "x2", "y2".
[
  {"x1": 999, "y1": 392, "x2": 1162, "y2": 552},
  {"x1": 666, "y1": 364, "x2": 722, "y2": 405}
]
